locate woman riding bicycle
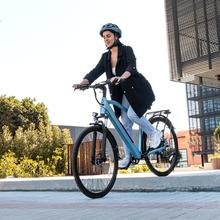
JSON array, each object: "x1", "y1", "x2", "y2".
[{"x1": 73, "y1": 23, "x2": 162, "y2": 168}]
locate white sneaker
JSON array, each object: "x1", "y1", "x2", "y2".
[
  {"x1": 118, "y1": 157, "x2": 130, "y2": 168},
  {"x1": 149, "y1": 130, "x2": 162, "y2": 148}
]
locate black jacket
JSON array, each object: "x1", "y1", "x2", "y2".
[{"x1": 84, "y1": 44, "x2": 155, "y2": 118}]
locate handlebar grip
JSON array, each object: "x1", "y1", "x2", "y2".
[{"x1": 76, "y1": 84, "x2": 89, "y2": 90}]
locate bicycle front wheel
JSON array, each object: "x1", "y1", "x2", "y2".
[
  {"x1": 143, "y1": 116, "x2": 179, "y2": 176},
  {"x1": 72, "y1": 125, "x2": 118, "y2": 198}
]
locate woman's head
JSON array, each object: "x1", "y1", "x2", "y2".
[{"x1": 100, "y1": 23, "x2": 122, "y2": 49}]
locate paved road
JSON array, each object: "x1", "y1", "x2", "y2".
[{"x1": 1, "y1": 191, "x2": 220, "y2": 220}]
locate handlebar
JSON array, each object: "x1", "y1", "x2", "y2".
[
  {"x1": 75, "y1": 77, "x2": 126, "y2": 91},
  {"x1": 75, "y1": 79, "x2": 112, "y2": 91},
  {"x1": 75, "y1": 80, "x2": 112, "y2": 104},
  {"x1": 74, "y1": 78, "x2": 126, "y2": 105}
]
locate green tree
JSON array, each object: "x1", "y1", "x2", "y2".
[
  {"x1": 214, "y1": 125, "x2": 220, "y2": 142},
  {"x1": 0, "y1": 124, "x2": 73, "y2": 177},
  {"x1": 0, "y1": 96, "x2": 49, "y2": 134},
  {"x1": 0, "y1": 126, "x2": 13, "y2": 156},
  {"x1": 214, "y1": 125, "x2": 220, "y2": 154},
  {"x1": 0, "y1": 95, "x2": 73, "y2": 177}
]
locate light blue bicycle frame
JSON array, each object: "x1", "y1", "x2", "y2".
[{"x1": 100, "y1": 96, "x2": 143, "y2": 159}]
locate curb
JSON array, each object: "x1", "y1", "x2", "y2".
[
  {"x1": 0, "y1": 170, "x2": 220, "y2": 192},
  {"x1": 114, "y1": 171, "x2": 220, "y2": 192}
]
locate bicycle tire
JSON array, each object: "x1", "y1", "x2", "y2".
[
  {"x1": 72, "y1": 125, "x2": 118, "y2": 198},
  {"x1": 143, "y1": 116, "x2": 178, "y2": 176}
]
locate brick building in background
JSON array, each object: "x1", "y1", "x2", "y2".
[{"x1": 177, "y1": 130, "x2": 202, "y2": 167}]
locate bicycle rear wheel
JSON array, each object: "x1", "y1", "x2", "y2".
[
  {"x1": 72, "y1": 125, "x2": 118, "y2": 198},
  {"x1": 143, "y1": 116, "x2": 179, "y2": 176}
]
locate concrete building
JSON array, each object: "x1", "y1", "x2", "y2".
[
  {"x1": 165, "y1": 0, "x2": 220, "y2": 163},
  {"x1": 165, "y1": 0, "x2": 220, "y2": 87}
]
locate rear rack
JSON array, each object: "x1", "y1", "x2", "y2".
[{"x1": 145, "y1": 109, "x2": 171, "y2": 117}]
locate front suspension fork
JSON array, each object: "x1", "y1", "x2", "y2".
[{"x1": 91, "y1": 122, "x2": 107, "y2": 165}]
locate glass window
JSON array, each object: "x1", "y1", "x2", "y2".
[
  {"x1": 204, "y1": 118, "x2": 210, "y2": 131},
  {"x1": 214, "y1": 98, "x2": 220, "y2": 112},
  {"x1": 216, "y1": 116, "x2": 220, "y2": 127},
  {"x1": 205, "y1": 136, "x2": 214, "y2": 152},
  {"x1": 203, "y1": 99, "x2": 213, "y2": 113},
  {"x1": 205, "y1": 117, "x2": 218, "y2": 131},
  {"x1": 177, "y1": 149, "x2": 188, "y2": 168},
  {"x1": 188, "y1": 100, "x2": 199, "y2": 116},
  {"x1": 189, "y1": 118, "x2": 200, "y2": 130},
  {"x1": 202, "y1": 87, "x2": 213, "y2": 96},
  {"x1": 186, "y1": 84, "x2": 198, "y2": 98},
  {"x1": 210, "y1": 117, "x2": 215, "y2": 129}
]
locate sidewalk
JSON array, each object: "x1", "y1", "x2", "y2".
[{"x1": 0, "y1": 169, "x2": 220, "y2": 192}]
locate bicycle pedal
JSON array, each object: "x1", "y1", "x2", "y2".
[
  {"x1": 129, "y1": 163, "x2": 134, "y2": 168},
  {"x1": 118, "y1": 159, "x2": 133, "y2": 170}
]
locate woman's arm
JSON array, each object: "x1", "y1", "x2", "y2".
[
  {"x1": 124, "y1": 46, "x2": 137, "y2": 75},
  {"x1": 72, "y1": 53, "x2": 105, "y2": 89},
  {"x1": 83, "y1": 54, "x2": 105, "y2": 84}
]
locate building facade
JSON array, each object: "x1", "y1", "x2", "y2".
[
  {"x1": 165, "y1": 0, "x2": 220, "y2": 163},
  {"x1": 186, "y1": 83, "x2": 220, "y2": 162},
  {"x1": 165, "y1": 0, "x2": 220, "y2": 87},
  {"x1": 177, "y1": 130, "x2": 202, "y2": 167}
]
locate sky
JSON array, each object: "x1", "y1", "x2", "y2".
[{"x1": 0, "y1": 0, "x2": 189, "y2": 132}]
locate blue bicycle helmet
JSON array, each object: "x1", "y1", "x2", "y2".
[{"x1": 99, "y1": 23, "x2": 122, "y2": 38}]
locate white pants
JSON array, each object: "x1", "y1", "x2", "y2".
[{"x1": 121, "y1": 95, "x2": 155, "y2": 158}]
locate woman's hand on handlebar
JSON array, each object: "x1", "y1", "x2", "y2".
[
  {"x1": 110, "y1": 71, "x2": 131, "y2": 85},
  {"x1": 110, "y1": 76, "x2": 125, "y2": 85},
  {"x1": 72, "y1": 79, "x2": 89, "y2": 91}
]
